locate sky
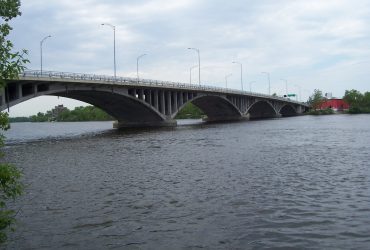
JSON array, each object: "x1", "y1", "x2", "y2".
[{"x1": 6, "y1": 0, "x2": 370, "y2": 116}]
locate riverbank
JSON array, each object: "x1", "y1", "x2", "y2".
[{"x1": 306, "y1": 108, "x2": 335, "y2": 115}]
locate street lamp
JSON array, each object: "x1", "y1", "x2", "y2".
[
  {"x1": 137, "y1": 54, "x2": 147, "y2": 83},
  {"x1": 249, "y1": 81, "x2": 256, "y2": 92},
  {"x1": 101, "y1": 23, "x2": 116, "y2": 79},
  {"x1": 40, "y1": 35, "x2": 51, "y2": 74},
  {"x1": 281, "y1": 78, "x2": 288, "y2": 96},
  {"x1": 225, "y1": 73, "x2": 232, "y2": 89},
  {"x1": 261, "y1": 72, "x2": 271, "y2": 95},
  {"x1": 189, "y1": 65, "x2": 198, "y2": 84},
  {"x1": 295, "y1": 84, "x2": 302, "y2": 101},
  {"x1": 188, "y1": 48, "x2": 200, "y2": 85},
  {"x1": 232, "y1": 61, "x2": 243, "y2": 91}
]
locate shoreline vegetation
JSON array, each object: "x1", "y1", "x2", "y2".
[
  {"x1": 10, "y1": 103, "x2": 205, "y2": 123},
  {"x1": 10, "y1": 106, "x2": 113, "y2": 123},
  {"x1": 307, "y1": 89, "x2": 370, "y2": 115},
  {"x1": 306, "y1": 108, "x2": 335, "y2": 115}
]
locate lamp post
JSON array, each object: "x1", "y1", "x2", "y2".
[
  {"x1": 281, "y1": 78, "x2": 288, "y2": 97},
  {"x1": 189, "y1": 65, "x2": 198, "y2": 84},
  {"x1": 40, "y1": 35, "x2": 51, "y2": 74},
  {"x1": 249, "y1": 81, "x2": 256, "y2": 92},
  {"x1": 225, "y1": 73, "x2": 232, "y2": 89},
  {"x1": 188, "y1": 48, "x2": 200, "y2": 85},
  {"x1": 232, "y1": 61, "x2": 243, "y2": 91},
  {"x1": 101, "y1": 23, "x2": 116, "y2": 79},
  {"x1": 295, "y1": 84, "x2": 301, "y2": 101},
  {"x1": 137, "y1": 54, "x2": 147, "y2": 83},
  {"x1": 261, "y1": 72, "x2": 271, "y2": 95}
]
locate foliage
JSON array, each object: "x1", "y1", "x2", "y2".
[
  {"x1": 307, "y1": 108, "x2": 334, "y2": 115},
  {"x1": 8, "y1": 117, "x2": 30, "y2": 123},
  {"x1": 0, "y1": 0, "x2": 27, "y2": 243},
  {"x1": 0, "y1": 1, "x2": 28, "y2": 88},
  {"x1": 307, "y1": 89, "x2": 324, "y2": 110},
  {"x1": 343, "y1": 89, "x2": 370, "y2": 114},
  {"x1": 175, "y1": 102, "x2": 205, "y2": 119},
  {"x1": 0, "y1": 163, "x2": 22, "y2": 243},
  {"x1": 29, "y1": 106, "x2": 113, "y2": 122}
]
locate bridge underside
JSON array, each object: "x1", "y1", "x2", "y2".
[
  {"x1": 54, "y1": 91, "x2": 175, "y2": 128},
  {"x1": 280, "y1": 104, "x2": 297, "y2": 117},
  {"x1": 248, "y1": 101, "x2": 279, "y2": 119},
  {"x1": 191, "y1": 95, "x2": 243, "y2": 122}
]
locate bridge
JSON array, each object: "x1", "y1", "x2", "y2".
[{"x1": 2, "y1": 71, "x2": 309, "y2": 128}]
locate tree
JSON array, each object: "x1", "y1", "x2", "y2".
[
  {"x1": 308, "y1": 89, "x2": 324, "y2": 110},
  {"x1": 343, "y1": 89, "x2": 363, "y2": 107},
  {"x1": 343, "y1": 89, "x2": 370, "y2": 114},
  {"x1": 0, "y1": 0, "x2": 28, "y2": 243}
]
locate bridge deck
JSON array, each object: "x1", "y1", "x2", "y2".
[{"x1": 15, "y1": 70, "x2": 307, "y2": 107}]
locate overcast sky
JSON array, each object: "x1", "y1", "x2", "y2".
[{"x1": 7, "y1": 0, "x2": 370, "y2": 116}]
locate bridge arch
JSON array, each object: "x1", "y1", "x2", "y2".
[
  {"x1": 279, "y1": 104, "x2": 297, "y2": 117},
  {"x1": 172, "y1": 95, "x2": 242, "y2": 122},
  {"x1": 4, "y1": 86, "x2": 167, "y2": 124},
  {"x1": 55, "y1": 90, "x2": 166, "y2": 123},
  {"x1": 247, "y1": 100, "x2": 278, "y2": 119}
]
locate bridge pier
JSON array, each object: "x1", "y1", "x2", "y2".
[
  {"x1": 113, "y1": 119, "x2": 177, "y2": 129},
  {"x1": 204, "y1": 114, "x2": 249, "y2": 123}
]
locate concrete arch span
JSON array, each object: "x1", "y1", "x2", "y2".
[
  {"x1": 3, "y1": 84, "x2": 169, "y2": 127},
  {"x1": 279, "y1": 104, "x2": 297, "y2": 117},
  {"x1": 247, "y1": 100, "x2": 278, "y2": 119},
  {"x1": 173, "y1": 95, "x2": 243, "y2": 122},
  {"x1": 54, "y1": 90, "x2": 167, "y2": 125}
]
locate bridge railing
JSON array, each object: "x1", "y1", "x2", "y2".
[{"x1": 20, "y1": 70, "x2": 306, "y2": 105}]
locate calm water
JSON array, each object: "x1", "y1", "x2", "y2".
[{"x1": 3, "y1": 115, "x2": 370, "y2": 249}]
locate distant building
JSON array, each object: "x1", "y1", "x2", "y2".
[
  {"x1": 319, "y1": 98, "x2": 349, "y2": 112},
  {"x1": 50, "y1": 105, "x2": 68, "y2": 120}
]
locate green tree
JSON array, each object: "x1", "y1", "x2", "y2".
[
  {"x1": 343, "y1": 89, "x2": 363, "y2": 107},
  {"x1": 363, "y1": 92, "x2": 370, "y2": 108},
  {"x1": 0, "y1": 0, "x2": 28, "y2": 243},
  {"x1": 308, "y1": 89, "x2": 324, "y2": 110},
  {"x1": 175, "y1": 102, "x2": 204, "y2": 119},
  {"x1": 343, "y1": 89, "x2": 370, "y2": 114}
]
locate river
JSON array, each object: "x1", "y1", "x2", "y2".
[{"x1": 3, "y1": 115, "x2": 370, "y2": 249}]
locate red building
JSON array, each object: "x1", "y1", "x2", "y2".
[{"x1": 319, "y1": 98, "x2": 349, "y2": 111}]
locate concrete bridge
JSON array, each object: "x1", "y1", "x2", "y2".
[{"x1": 2, "y1": 71, "x2": 308, "y2": 128}]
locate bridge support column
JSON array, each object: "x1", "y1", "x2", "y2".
[
  {"x1": 138, "y1": 89, "x2": 144, "y2": 100},
  {"x1": 204, "y1": 114, "x2": 249, "y2": 123},
  {"x1": 145, "y1": 90, "x2": 151, "y2": 104},
  {"x1": 17, "y1": 84, "x2": 22, "y2": 98},
  {"x1": 154, "y1": 90, "x2": 159, "y2": 110},
  {"x1": 179, "y1": 92, "x2": 184, "y2": 106},
  {"x1": 166, "y1": 91, "x2": 172, "y2": 115},
  {"x1": 173, "y1": 92, "x2": 177, "y2": 113},
  {"x1": 160, "y1": 91, "x2": 165, "y2": 114}
]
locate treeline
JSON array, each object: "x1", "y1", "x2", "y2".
[
  {"x1": 10, "y1": 106, "x2": 113, "y2": 122},
  {"x1": 174, "y1": 103, "x2": 204, "y2": 119},
  {"x1": 9, "y1": 117, "x2": 31, "y2": 122},
  {"x1": 343, "y1": 90, "x2": 370, "y2": 114}
]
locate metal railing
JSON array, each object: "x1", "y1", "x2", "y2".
[{"x1": 20, "y1": 70, "x2": 307, "y2": 106}]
